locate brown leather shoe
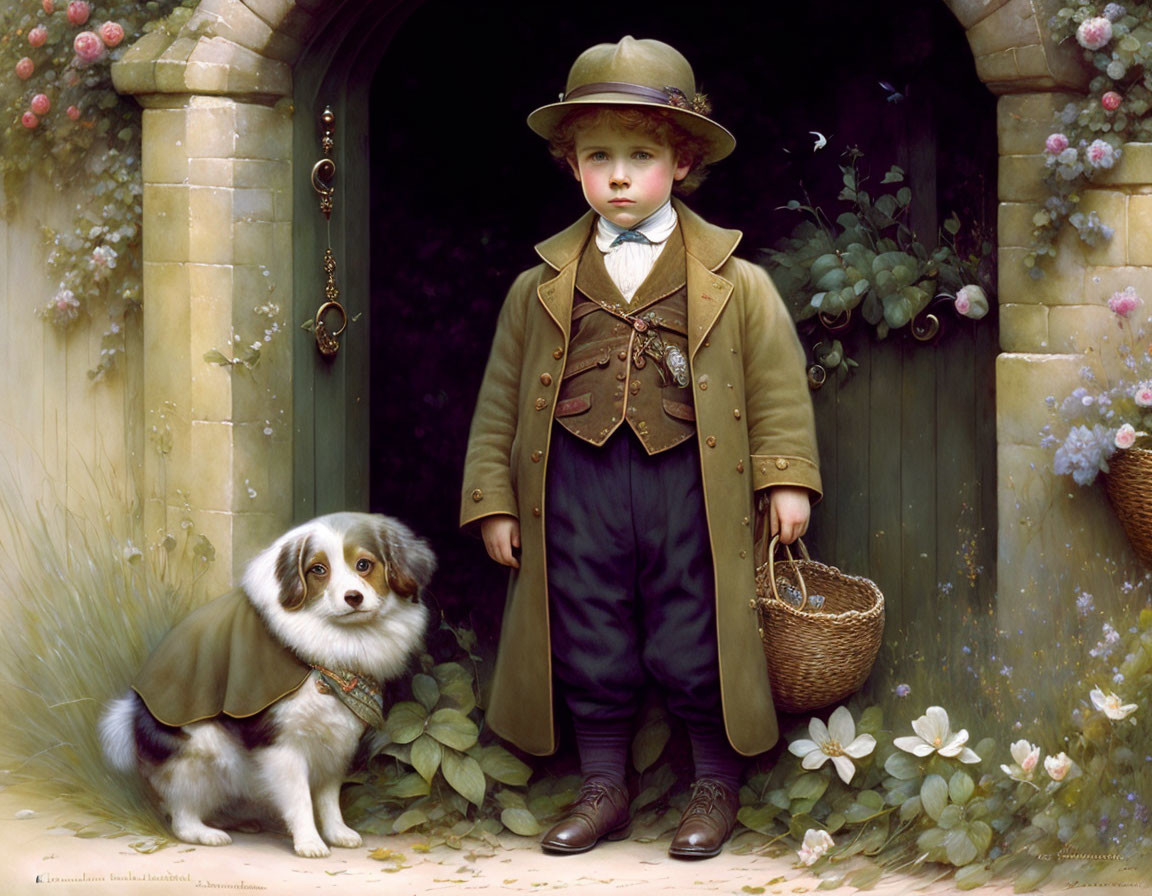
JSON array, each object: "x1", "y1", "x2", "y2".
[
  {"x1": 668, "y1": 778, "x2": 740, "y2": 859},
  {"x1": 540, "y1": 778, "x2": 631, "y2": 854}
]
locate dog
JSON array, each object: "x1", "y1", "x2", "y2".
[{"x1": 99, "y1": 512, "x2": 433, "y2": 857}]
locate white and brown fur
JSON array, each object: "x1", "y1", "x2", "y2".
[{"x1": 99, "y1": 512, "x2": 433, "y2": 857}]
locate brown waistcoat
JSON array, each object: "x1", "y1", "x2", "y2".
[{"x1": 555, "y1": 226, "x2": 696, "y2": 453}]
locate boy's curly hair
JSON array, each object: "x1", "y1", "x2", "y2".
[{"x1": 548, "y1": 107, "x2": 713, "y2": 195}]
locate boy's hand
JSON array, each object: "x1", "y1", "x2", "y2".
[
  {"x1": 768, "y1": 486, "x2": 810, "y2": 546},
  {"x1": 481, "y1": 514, "x2": 521, "y2": 569}
]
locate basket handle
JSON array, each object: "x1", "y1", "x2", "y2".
[{"x1": 765, "y1": 534, "x2": 810, "y2": 610}]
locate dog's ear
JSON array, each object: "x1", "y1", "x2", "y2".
[
  {"x1": 275, "y1": 533, "x2": 312, "y2": 611},
  {"x1": 375, "y1": 516, "x2": 436, "y2": 601}
]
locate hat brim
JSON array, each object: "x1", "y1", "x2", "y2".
[{"x1": 527, "y1": 96, "x2": 736, "y2": 165}]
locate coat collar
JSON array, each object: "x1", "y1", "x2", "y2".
[{"x1": 534, "y1": 198, "x2": 742, "y2": 273}]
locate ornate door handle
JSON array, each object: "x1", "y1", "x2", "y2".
[{"x1": 312, "y1": 107, "x2": 345, "y2": 360}]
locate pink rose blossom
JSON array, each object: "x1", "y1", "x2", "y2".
[
  {"x1": 28, "y1": 25, "x2": 48, "y2": 47},
  {"x1": 1102, "y1": 91, "x2": 1122, "y2": 111},
  {"x1": 1045, "y1": 133, "x2": 1069, "y2": 155},
  {"x1": 1115, "y1": 423, "x2": 1140, "y2": 449},
  {"x1": 1134, "y1": 384, "x2": 1152, "y2": 407},
  {"x1": 16, "y1": 56, "x2": 35, "y2": 80},
  {"x1": 66, "y1": 0, "x2": 90, "y2": 25},
  {"x1": 1077, "y1": 16, "x2": 1113, "y2": 50},
  {"x1": 30, "y1": 93, "x2": 51, "y2": 116},
  {"x1": 954, "y1": 285, "x2": 989, "y2": 320},
  {"x1": 99, "y1": 21, "x2": 124, "y2": 47},
  {"x1": 66, "y1": 104, "x2": 80, "y2": 120},
  {"x1": 1108, "y1": 286, "x2": 1141, "y2": 317},
  {"x1": 22, "y1": 111, "x2": 40, "y2": 129},
  {"x1": 73, "y1": 30, "x2": 104, "y2": 63},
  {"x1": 1086, "y1": 139, "x2": 1117, "y2": 169}
]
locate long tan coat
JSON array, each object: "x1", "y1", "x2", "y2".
[{"x1": 460, "y1": 200, "x2": 821, "y2": 757}]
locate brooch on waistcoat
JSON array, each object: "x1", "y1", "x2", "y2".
[
  {"x1": 601, "y1": 306, "x2": 691, "y2": 388},
  {"x1": 312, "y1": 665, "x2": 385, "y2": 729}
]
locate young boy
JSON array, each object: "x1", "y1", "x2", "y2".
[{"x1": 460, "y1": 36, "x2": 821, "y2": 859}]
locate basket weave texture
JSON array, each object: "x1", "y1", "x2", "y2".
[
  {"x1": 755, "y1": 540, "x2": 885, "y2": 714},
  {"x1": 1105, "y1": 446, "x2": 1152, "y2": 567}
]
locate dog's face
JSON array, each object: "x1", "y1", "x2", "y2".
[{"x1": 271, "y1": 513, "x2": 434, "y2": 625}]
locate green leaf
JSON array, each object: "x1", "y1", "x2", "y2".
[
  {"x1": 736, "y1": 805, "x2": 779, "y2": 835},
  {"x1": 938, "y1": 804, "x2": 964, "y2": 830},
  {"x1": 789, "y1": 773, "x2": 830, "y2": 802},
  {"x1": 944, "y1": 213, "x2": 962, "y2": 235},
  {"x1": 631, "y1": 716, "x2": 672, "y2": 773},
  {"x1": 392, "y1": 809, "x2": 429, "y2": 833},
  {"x1": 385, "y1": 701, "x2": 427, "y2": 744},
  {"x1": 945, "y1": 827, "x2": 978, "y2": 866},
  {"x1": 921, "y1": 775, "x2": 948, "y2": 821},
  {"x1": 896, "y1": 186, "x2": 912, "y2": 207},
  {"x1": 203, "y1": 349, "x2": 233, "y2": 367},
  {"x1": 846, "y1": 864, "x2": 883, "y2": 890},
  {"x1": 478, "y1": 745, "x2": 533, "y2": 786},
  {"x1": 881, "y1": 166, "x2": 905, "y2": 184},
  {"x1": 411, "y1": 674, "x2": 440, "y2": 711},
  {"x1": 844, "y1": 802, "x2": 877, "y2": 824},
  {"x1": 857, "y1": 790, "x2": 884, "y2": 811},
  {"x1": 884, "y1": 750, "x2": 921, "y2": 781},
  {"x1": 967, "y1": 819, "x2": 993, "y2": 856},
  {"x1": 949, "y1": 771, "x2": 975, "y2": 805},
  {"x1": 494, "y1": 788, "x2": 526, "y2": 810},
  {"x1": 432, "y1": 662, "x2": 477, "y2": 713},
  {"x1": 900, "y1": 795, "x2": 922, "y2": 822},
  {"x1": 441, "y1": 748, "x2": 486, "y2": 807},
  {"x1": 425, "y1": 708, "x2": 479, "y2": 751},
  {"x1": 384, "y1": 772, "x2": 431, "y2": 799},
  {"x1": 410, "y1": 734, "x2": 442, "y2": 784},
  {"x1": 955, "y1": 863, "x2": 992, "y2": 890},
  {"x1": 500, "y1": 807, "x2": 543, "y2": 836}
]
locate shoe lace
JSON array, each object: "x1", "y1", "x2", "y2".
[
  {"x1": 576, "y1": 780, "x2": 616, "y2": 809},
  {"x1": 686, "y1": 779, "x2": 727, "y2": 816}
]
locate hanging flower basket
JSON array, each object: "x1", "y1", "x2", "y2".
[{"x1": 1104, "y1": 446, "x2": 1152, "y2": 567}]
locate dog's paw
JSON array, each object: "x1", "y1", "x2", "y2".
[
  {"x1": 293, "y1": 836, "x2": 331, "y2": 858},
  {"x1": 322, "y1": 824, "x2": 362, "y2": 849},
  {"x1": 173, "y1": 822, "x2": 232, "y2": 847}
]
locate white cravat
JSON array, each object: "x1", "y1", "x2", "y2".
[{"x1": 594, "y1": 201, "x2": 678, "y2": 303}]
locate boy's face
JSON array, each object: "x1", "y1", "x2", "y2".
[{"x1": 566, "y1": 119, "x2": 691, "y2": 229}]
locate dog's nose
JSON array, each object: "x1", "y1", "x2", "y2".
[{"x1": 344, "y1": 591, "x2": 363, "y2": 608}]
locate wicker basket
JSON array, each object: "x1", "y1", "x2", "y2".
[
  {"x1": 1105, "y1": 446, "x2": 1152, "y2": 567},
  {"x1": 754, "y1": 536, "x2": 885, "y2": 714}
]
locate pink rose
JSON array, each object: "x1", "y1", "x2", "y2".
[
  {"x1": 1045, "y1": 133, "x2": 1069, "y2": 155},
  {"x1": 66, "y1": 104, "x2": 80, "y2": 120},
  {"x1": 30, "y1": 93, "x2": 51, "y2": 116},
  {"x1": 66, "y1": 0, "x2": 90, "y2": 25},
  {"x1": 16, "y1": 56, "x2": 34, "y2": 80},
  {"x1": 1115, "y1": 423, "x2": 1140, "y2": 450},
  {"x1": 1108, "y1": 286, "x2": 1141, "y2": 317},
  {"x1": 954, "y1": 285, "x2": 989, "y2": 320},
  {"x1": 22, "y1": 111, "x2": 40, "y2": 129},
  {"x1": 1086, "y1": 139, "x2": 1117, "y2": 169},
  {"x1": 73, "y1": 30, "x2": 103, "y2": 63},
  {"x1": 1077, "y1": 16, "x2": 1113, "y2": 50},
  {"x1": 99, "y1": 21, "x2": 124, "y2": 47},
  {"x1": 1102, "y1": 91, "x2": 1122, "y2": 111},
  {"x1": 28, "y1": 25, "x2": 48, "y2": 47},
  {"x1": 1134, "y1": 384, "x2": 1152, "y2": 408}
]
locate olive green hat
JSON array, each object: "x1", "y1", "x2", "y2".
[{"x1": 527, "y1": 36, "x2": 736, "y2": 165}]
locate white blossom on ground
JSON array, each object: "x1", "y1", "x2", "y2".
[
  {"x1": 787, "y1": 705, "x2": 876, "y2": 784},
  {"x1": 797, "y1": 829, "x2": 835, "y2": 866},
  {"x1": 893, "y1": 705, "x2": 981, "y2": 763},
  {"x1": 1000, "y1": 739, "x2": 1041, "y2": 783},
  {"x1": 1090, "y1": 687, "x2": 1137, "y2": 721}
]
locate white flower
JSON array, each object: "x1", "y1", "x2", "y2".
[
  {"x1": 893, "y1": 706, "x2": 981, "y2": 764},
  {"x1": 1090, "y1": 687, "x2": 1137, "y2": 721},
  {"x1": 1000, "y1": 739, "x2": 1041, "y2": 782},
  {"x1": 796, "y1": 828, "x2": 835, "y2": 866},
  {"x1": 1044, "y1": 752, "x2": 1076, "y2": 782},
  {"x1": 1076, "y1": 16, "x2": 1113, "y2": 50},
  {"x1": 1115, "y1": 423, "x2": 1145, "y2": 450},
  {"x1": 787, "y1": 705, "x2": 876, "y2": 784}
]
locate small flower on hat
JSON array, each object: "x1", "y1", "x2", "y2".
[
  {"x1": 74, "y1": 30, "x2": 104, "y2": 63},
  {"x1": 16, "y1": 57, "x2": 35, "y2": 80},
  {"x1": 1077, "y1": 16, "x2": 1113, "y2": 50},
  {"x1": 42, "y1": 0, "x2": 55, "y2": 12},
  {"x1": 66, "y1": 0, "x2": 90, "y2": 25},
  {"x1": 1102, "y1": 91, "x2": 1122, "y2": 111},
  {"x1": 28, "y1": 25, "x2": 48, "y2": 47},
  {"x1": 99, "y1": 21, "x2": 124, "y2": 48},
  {"x1": 66, "y1": 104, "x2": 80, "y2": 120},
  {"x1": 22, "y1": 111, "x2": 40, "y2": 129},
  {"x1": 1045, "y1": 133, "x2": 1069, "y2": 155},
  {"x1": 30, "y1": 94, "x2": 51, "y2": 117}
]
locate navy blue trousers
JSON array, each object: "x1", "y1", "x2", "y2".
[{"x1": 545, "y1": 425, "x2": 722, "y2": 729}]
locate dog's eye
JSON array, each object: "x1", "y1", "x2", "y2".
[
  {"x1": 355, "y1": 558, "x2": 373, "y2": 573},
  {"x1": 308, "y1": 563, "x2": 328, "y2": 577}
]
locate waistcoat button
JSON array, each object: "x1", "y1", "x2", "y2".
[
  {"x1": 531, "y1": 450, "x2": 543, "y2": 462},
  {"x1": 706, "y1": 436, "x2": 717, "y2": 447},
  {"x1": 553, "y1": 347, "x2": 564, "y2": 359},
  {"x1": 535, "y1": 397, "x2": 547, "y2": 410},
  {"x1": 540, "y1": 373, "x2": 552, "y2": 386}
]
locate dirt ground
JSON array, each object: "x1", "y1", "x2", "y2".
[{"x1": 2, "y1": 789, "x2": 1148, "y2": 896}]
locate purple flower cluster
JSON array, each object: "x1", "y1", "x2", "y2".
[{"x1": 1053, "y1": 424, "x2": 1115, "y2": 486}]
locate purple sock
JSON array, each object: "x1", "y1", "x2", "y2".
[
  {"x1": 685, "y1": 721, "x2": 743, "y2": 791},
  {"x1": 572, "y1": 717, "x2": 631, "y2": 787}
]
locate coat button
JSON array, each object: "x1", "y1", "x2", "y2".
[
  {"x1": 535, "y1": 397, "x2": 547, "y2": 410},
  {"x1": 739, "y1": 550, "x2": 747, "y2": 559},
  {"x1": 736, "y1": 460, "x2": 744, "y2": 473},
  {"x1": 531, "y1": 450, "x2": 543, "y2": 462},
  {"x1": 698, "y1": 377, "x2": 709, "y2": 391},
  {"x1": 775, "y1": 458, "x2": 789, "y2": 470},
  {"x1": 618, "y1": 350, "x2": 628, "y2": 360},
  {"x1": 532, "y1": 506, "x2": 541, "y2": 517},
  {"x1": 540, "y1": 373, "x2": 552, "y2": 386},
  {"x1": 706, "y1": 436, "x2": 717, "y2": 447},
  {"x1": 471, "y1": 489, "x2": 483, "y2": 502},
  {"x1": 733, "y1": 409, "x2": 741, "y2": 419},
  {"x1": 630, "y1": 381, "x2": 640, "y2": 395},
  {"x1": 553, "y1": 347, "x2": 564, "y2": 359}
]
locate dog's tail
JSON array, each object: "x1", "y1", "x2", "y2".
[{"x1": 98, "y1": 693, "x2": 139, "y2": 773}]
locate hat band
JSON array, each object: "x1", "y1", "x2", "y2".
[{"x1": 564, "y1": 81, "x2": 682, "y2": 105}]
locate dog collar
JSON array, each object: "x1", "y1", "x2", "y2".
[{"x1": 312, "y1": 665, "x2": 385, "y2": 729}]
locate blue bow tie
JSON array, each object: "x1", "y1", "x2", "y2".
[{"x1": 609, "y1": 229, "x2": 653, "y2": 248}]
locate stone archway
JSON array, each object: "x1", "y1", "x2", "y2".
[{"x1": 111, "y1": 0, "x2": 1142, "y2": 613}]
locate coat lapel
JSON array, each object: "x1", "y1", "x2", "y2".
[
  {"x1": 675, "y1": 199, "x2": 742, "y2": 359},
  {"x1": 534, "y1": 211, "x2": 595, "y2": 341}
]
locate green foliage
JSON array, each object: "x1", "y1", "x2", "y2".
[
  {"x1": 762, "y1": 149, "x2": 995, "y2": 377},
  {"x1": 0, "y1": 1, "x2": 197, "y2": 378}
]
